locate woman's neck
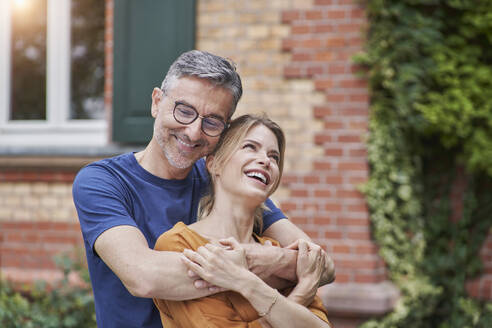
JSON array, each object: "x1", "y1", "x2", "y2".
[{"x1": 193, "y1": 189, "x2": 259, "y2": 244}]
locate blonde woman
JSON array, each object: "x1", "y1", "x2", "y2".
[{"x1": 153, "y1": 115, "x2": 331, "y2": 327}]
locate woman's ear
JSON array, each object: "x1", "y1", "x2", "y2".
[{"x1": 205, "y1": 155, "x2": 216, "y2": 175}]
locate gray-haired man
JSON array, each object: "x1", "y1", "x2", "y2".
[{"x1": 73, "y1": 50, "x2": 334, "y2": 328}]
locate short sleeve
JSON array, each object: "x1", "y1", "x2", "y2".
[
  {"x1": 261, "y1": 198, "x2": 286, "y2": 232},
  {"x1": 72, "y1": 164, "x2": 137, "y2": 254}
]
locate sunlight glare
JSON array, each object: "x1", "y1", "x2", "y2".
[{"x1": 13, "y1": 0, "x2": 30, "y2": 10}]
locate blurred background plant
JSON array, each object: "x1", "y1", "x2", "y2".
[
  {"x1": 355, "y1": 0, "x2": 492, "y2": 327},
  {"x1": 0, "y1": 250, "x2": 96, "y2": 328}
]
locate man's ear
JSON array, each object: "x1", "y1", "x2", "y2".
[{"x1": 151, "y1": 88, "x2": 164, "y2": 118}]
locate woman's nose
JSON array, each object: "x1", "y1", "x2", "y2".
[{"x1": 257, "y1": 154, "x2": 270, "y2": 167}]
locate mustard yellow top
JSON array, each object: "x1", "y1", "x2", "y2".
[{"x1": 153, "y1": 222, "x2": 330, "y2": 328}]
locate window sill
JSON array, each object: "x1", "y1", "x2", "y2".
[{"x1": 0, "y1": 145, "x2": 142, "y2": 171}]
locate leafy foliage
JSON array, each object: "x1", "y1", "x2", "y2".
[
  {"x1": 0, "y1": 252, "x2": 96, "y2": 328},
  {"x1": 355, "y1": 0, "x2": 492, "y2": 326}
]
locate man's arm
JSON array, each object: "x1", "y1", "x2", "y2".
[
  {"x1": 94, "y1": 225, "x2": 219, "y2": 300},
  {"x1": 256, "y1": 219, "x2": 335, "y2": 286}
]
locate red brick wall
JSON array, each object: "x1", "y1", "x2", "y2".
[{"x1": 279, "y1": 0, "x2": 387, "y2": 285}]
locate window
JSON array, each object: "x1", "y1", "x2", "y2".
[{"x1": 0, "y1": 0, "x2": 106, "y2": 147}]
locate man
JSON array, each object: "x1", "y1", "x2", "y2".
[{"x1": 73, "y1": 50, "x2": 334, "y2": 327}]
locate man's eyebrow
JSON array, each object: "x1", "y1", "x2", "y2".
[{"x1": 176, "y1": 100, "x2": 226, "y2": 122}]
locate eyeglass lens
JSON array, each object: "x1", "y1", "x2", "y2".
[{"x1": 174, "y1": 103, "x2": 225, "y2": 136}]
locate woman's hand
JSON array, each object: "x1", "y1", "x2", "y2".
[
  {"x1": 286, "y1": 239, "x2": 326, "y2": 306},
  {"x1": 181, "y1": 237, "x2": 254, "y2": 292}
]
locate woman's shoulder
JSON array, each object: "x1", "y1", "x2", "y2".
[{"x1": 154, "y1": 222, "x2": 209, "y2": 252}]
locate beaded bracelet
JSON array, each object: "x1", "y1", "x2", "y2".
[{"x1": 258, "y1": 291, "x2": 279, "y2": 317}]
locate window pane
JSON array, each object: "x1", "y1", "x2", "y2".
[
  {"x1": 10, "y1": 0, "x2": 47, "y2": 120},
  {"x1": 70, "y1": 0, "x2": 105, "y2": 120}
]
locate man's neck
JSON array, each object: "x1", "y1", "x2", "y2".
[{"x1": 134, "y1": 139, "x2": 192, "y2": 180}]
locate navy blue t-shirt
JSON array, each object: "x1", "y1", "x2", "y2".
[{"x1": 72, "y1": 153, "x2": 285, "y2": 328}]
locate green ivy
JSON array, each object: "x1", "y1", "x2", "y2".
[
  {"x1": 355, "y1": 0, "x2": 492, "y2": 327},
  {"x1": 0, "y1": 252, "x2": 96, "y2": 328}
]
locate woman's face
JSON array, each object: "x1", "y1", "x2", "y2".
[{"x1": 213, "y1": 124, "x2": 281, "y2": 204}]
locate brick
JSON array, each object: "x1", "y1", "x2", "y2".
[
  {"x1": 337, "y1": 189, "x2": 363, "y2": 199},
  {"x1": 326, "y1": 94, "x2": 345, "y2": 102},
  {"x1": 325, "y1": 202, "x2": 342, "y2": 212},
  {"x1": 313, "y1": 106, "x2": 332, "y2": 118},
  {"x1": 306, "y1": 65, "x2": 323, "y2": 76},
  {"x1": 348, "y1": 203, "x2": 368, "y2": 213},
  {"x1": 303, "y1": 175, "x2": 321, "y2": 184},
  {"x1": 328, "y1": 64, "x2": 347, "y2": 74},
  {"x1": 301, "y1": 38, "x2": 323, "y2": 48},
  {"x1": 327, "y1": 10, "x2": 346, "y2": 19},
  {"x1": 314, "y1": 189, "x2": 332, "y2": 197},
  {"x1": 314, "y1": 51, "x2": 333, "y2": 61},
  {"x1": 291, "y1": 189, "x2": 309, "y2": 197},
  {"x1": 324, "y1": 229, "x2": 343, "y2": 239},
  {"x1": 280, "y1": 202, "x2": 297, "y2": 211},
  {"x1": 314, "y1": 79, "x2": 333, "y2": 90},
  {"x1": 314, "y1": 134, "x2": 332, "y2": 144},
  {"x1": 324, "y1": 121, "x2": 344, "y2": 129},
  {"x1": 292, "y1": 52, "x2": 313, "y2": 61},
  {"x1": 324, "y1": 148, "x2": 343, "y2": 156},
  {"x1": 313, "y1": 216, "x2": 334, "y2": 225},
  {"x1": 333, "y1": 244, "x2": 351, "y2": 254},
  {"x1": 325, "y1": 37, "x2": 346, "y2": 47},
  {"x1": 355, "y1": 244, "x2": 378, "y2": 255},
  {"x1": 339, "y1": 78, "x2": 367, "y2": 88},
  {"x1": 355, "y1": 274, "x2": 383, "y2": 283},
  {"x1": 305, "y1": 10, "x2": 323, "y2": 20},
  {"x1": 313, "y1": 161, "x2": 332, "y2": 170},
  {"x1": 339, "y1": 23, "x2": 362, "y2": 33},
  {"x1": 337, "y1": 259, "x2": 379, "y2": 270},
  {"x1": 281, "y1": 10, "x2": 301, "y2": 23},
  {"x1": 284, "y1": 66, "x2": 302, "y2": 78},
  {"x1": 313, "y1": 23, "x2": 334, "y2": 34},
  {"x1": 347, "y1": 231, "x2": 372, "y2": 241},
  {"x1": 332, "y1": 272, "x2": 350, "y2": 283},
  {"x1": 290, "y1": 216, "x2": 308, "y2": 225},
  {"x1": 350, "y1": 8, "x2": 366, "y2": 19},
  {"x1": 338, "y1": 162, "x2": 368, "y2": 171},
  {"x1": 291, "y1": 24, "x2": 311, "y2": 34},
  {"x1": 325, "y1": 176, "x2": 343, "y2": 184},
  {"x1": 338, "y1": 134, "x2": 361, "y2": 143},
  {"x1": 337, "y1": 217, "x2": 369, "y2": 226}
]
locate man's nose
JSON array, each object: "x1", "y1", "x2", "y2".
[{"x1": 186, "y1": 118, "x2": 203, "y2": 141}]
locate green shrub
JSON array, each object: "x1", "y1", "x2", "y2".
[
  {"x1": 0, "y1": 252, "x2": 96, "y2": 328},
  {"x1": 355, "y1": 0, "x2": 492, "y2": 327}
]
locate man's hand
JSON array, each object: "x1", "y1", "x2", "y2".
[
  {"x1": 286, "y1": 239, "x2": 325, "y2": 306},
  {"x1": 241, "y1": 242, "x2": 298, "y2": 283}
]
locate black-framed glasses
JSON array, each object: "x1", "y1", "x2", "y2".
[{"x1": 173, "y1": 102, "x2": 227, "y2": 137}]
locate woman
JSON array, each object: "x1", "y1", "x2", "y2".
[{"x1": 153, "y1": 114, "x2": 331, "y2": 327}]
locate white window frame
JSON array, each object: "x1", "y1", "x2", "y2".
[{"x1": 0, "y1": 0, "x2": 107, "y2": 147}]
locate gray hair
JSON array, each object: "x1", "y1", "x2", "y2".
[{"x1": 161, "y1": 50, "x2": 243, "y2": 118}]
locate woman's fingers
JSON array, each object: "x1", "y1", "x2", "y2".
[
  {"x1": 285, "y1": 239, "x2": 300, "y2": 250},
  {"x1": 218, "y1": 237, "x2": 240, "y2": 250}
]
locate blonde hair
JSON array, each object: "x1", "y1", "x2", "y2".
[{"x1": 198, "y1": 114, "x2": 286, "y2": 234}]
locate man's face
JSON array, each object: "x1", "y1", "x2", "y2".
[{"x1": 151, "y1": 76, "x2": 234, "y2": 169}]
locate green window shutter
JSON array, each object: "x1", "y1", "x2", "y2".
[{"x1": 112, "y1": 0, "x2": 195, "y2": 144}]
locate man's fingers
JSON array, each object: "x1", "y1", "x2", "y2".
[
  {"x1": 298, "y1": 239, "x2": 308, "y2": 256},
  {"x1": 180, "y1": 254, "x2": 205, "y2": 278}
]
